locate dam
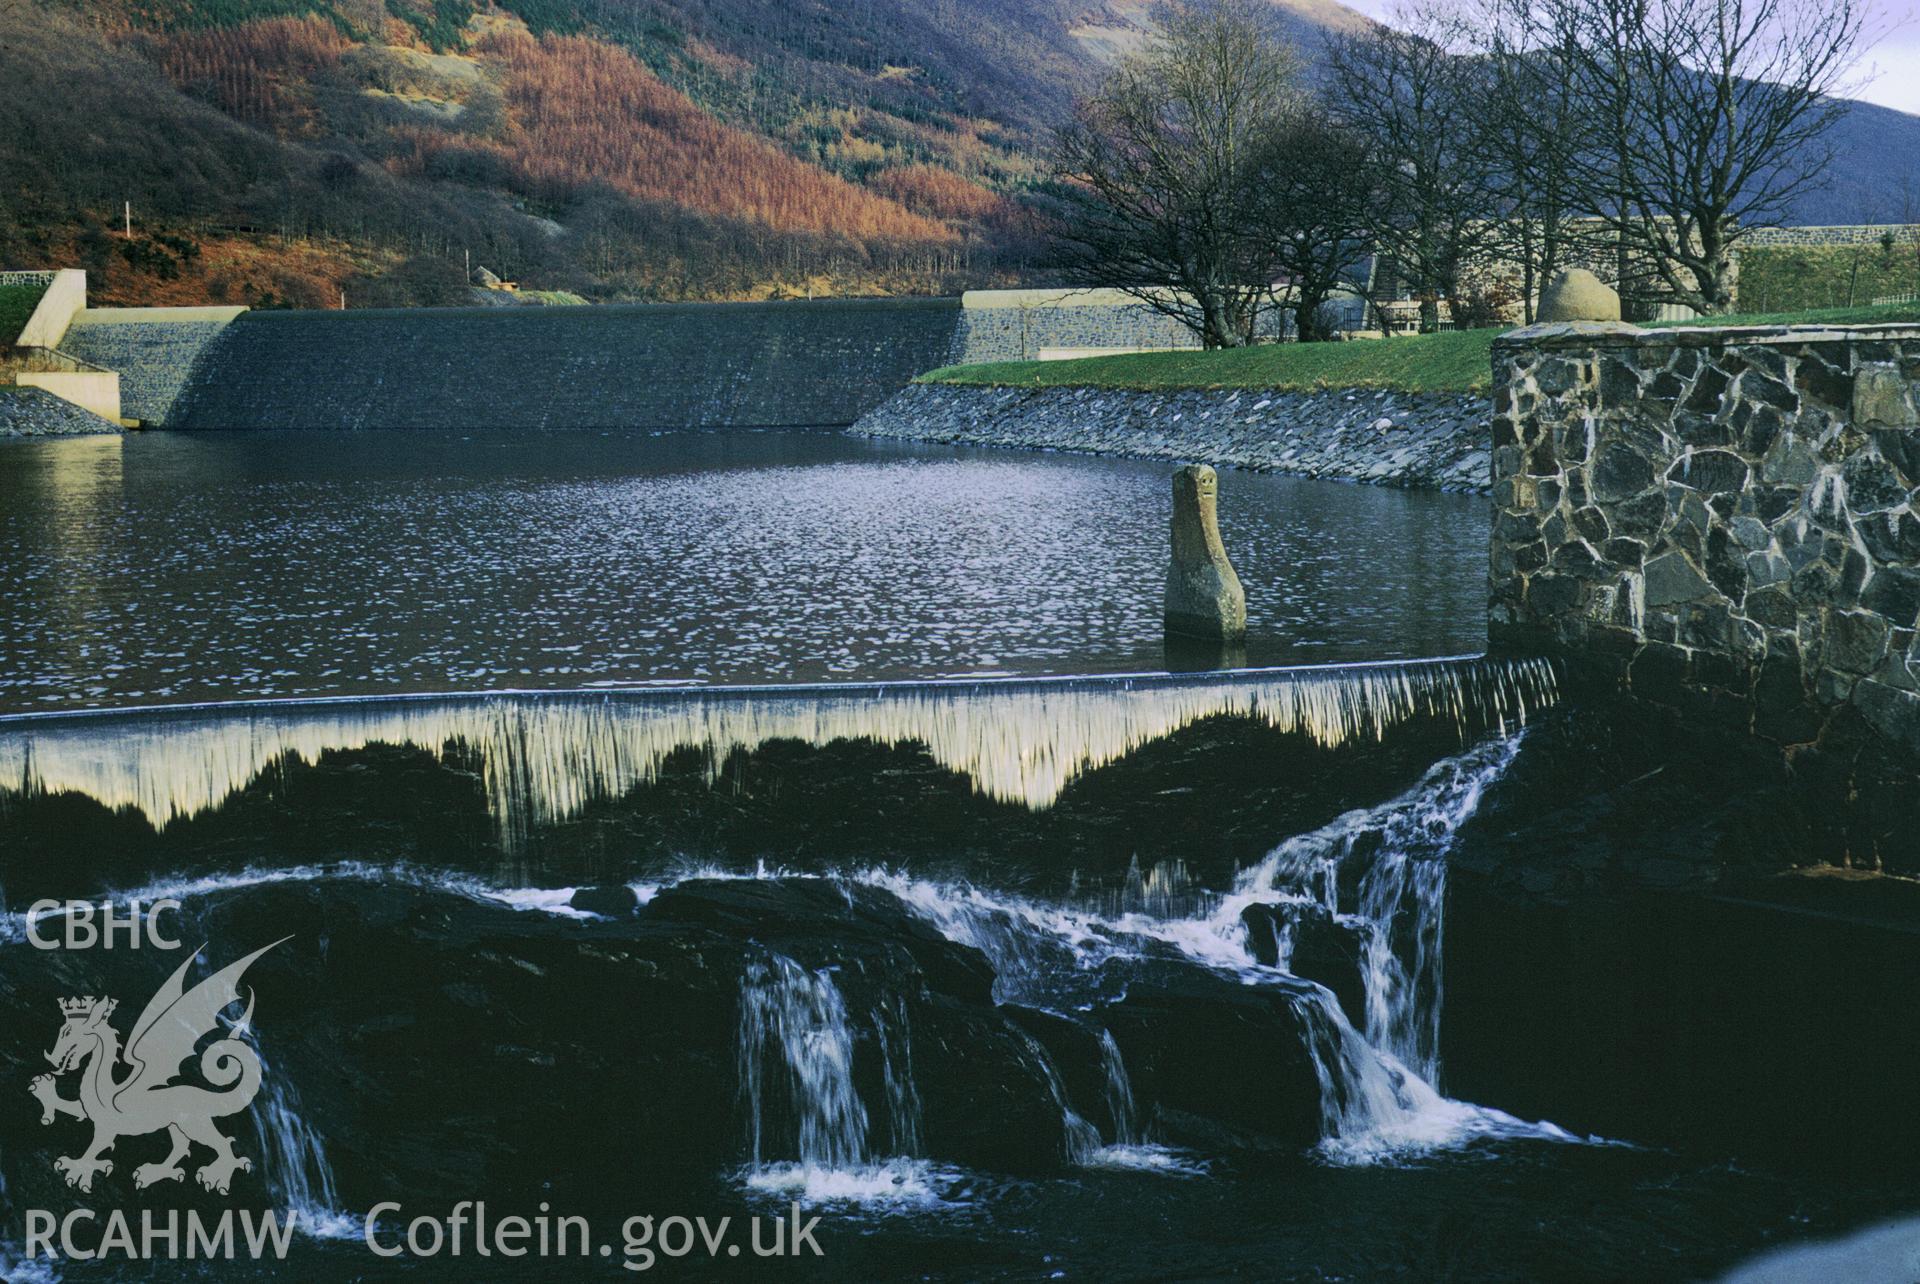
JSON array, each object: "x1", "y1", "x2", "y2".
[
  {"x1": 16, "y1": 278, "x2": 1202, "y2": 432},
  {"x1": 165, "y1": 297, "x2": 963, "y2": 431}
]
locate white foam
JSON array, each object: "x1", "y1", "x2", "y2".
[
  {"x1": 739, "y1": 1160, "x2": 964, "y2": 1211},
  {"x1": 0, "y1": 862, "x2": 622, "y2": 943},
  {"x1": 1085, "y1": 1144, "x2": 1210, "y2": 1176}
]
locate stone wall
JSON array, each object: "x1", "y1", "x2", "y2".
[
  {"x1": 0, "y1": 386, "x2": 123, "y2": 437},
  {"x1": 169, "y1": 298, "x2": 963, "y2": 430},
  {"x1": 1488, "y1": 319, "x2": 1920, "y2": 757},
  {"x1": 956, "y1": 290, "x2": 1203, "y2": 363},
  {"x1": 853, "y1": 382, "x2": 1492, "y2": 491},
  {"x1": 60, "y1": 308, "x2": 246, "y2": 426},
  {"x1": 1741, "y1": 225, "x2": 1920, "y2": 248}
]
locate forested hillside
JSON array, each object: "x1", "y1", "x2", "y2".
[
  {"x1": 0, "y1": 0, "x2": 1082, "y2": 305},
  {"x1": 0, "y1": 0, "x2": 1913, "y2": 308}
]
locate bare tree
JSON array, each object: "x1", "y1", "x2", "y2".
[
  {"x1": 1050, "y1": 0, "x2": 1303, "y2": 348},
  {"x1": 1243, "y1": 107, "x2": 1377, "y2": 341},
  {"x1": 1327, "y1": 15, "x2": 1499, "y2": 333},
  {"x1": 1455, "y1": 0, "x2": 1608, "y2": 322},
  {"x1": 1557, "y1": 0, "x2": 1869, "y2": 314}
]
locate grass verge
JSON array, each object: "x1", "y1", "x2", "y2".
[
  {"x1": 0, "y1": 282, "x2": 48, "y2": 346},
  {"x1": 918, "y1": 301, "x2": 1920, "y2": 395}
]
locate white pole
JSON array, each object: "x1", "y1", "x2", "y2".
[{"x1": 124, "y1": 201, "x2": 132, "y2": 239}]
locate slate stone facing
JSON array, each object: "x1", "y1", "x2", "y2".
[
  {"x1": 169, "y1": 298, "x2": 965, "y2": 431},
  {"x1": 0, "y1": 386, "x2": 123, "y2": 437},
  {"x1": 60, "y1": 319, "x2": 235, "y2": 427},
  {"x1": 1488, "y1": 320, "x2": 1920, "y2": 758},
  {"x1": 852, "y1": 383, "x2": 1494, "y2": 492},
  {"x1": 956, "y1": 297, "x2": 1200, "y2": 363}
]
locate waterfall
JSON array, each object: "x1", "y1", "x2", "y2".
[
  {"x1": 733, "y1": 953, "x2": 959, "y2": 1206},
  {"x1": 0, "y1": 657, "x2": 1557, "y2": 853},
  {"x1": 1357, "y1": 841, "x2": 1448, "y2": 1083},
  {"x1": 248, "y1": 1063, "x2": 355, "y2": 1239},
  {"x1": 1098, "y1": 1030, "x2": 1140, "y2": 1146},
  {"x1": 1009, "y1": 1029, "x2": 1103, "y2": 1165},
  {"x1": 0, "y1": 721, "x2": 1581, "y2": 1204},
  {"x1": 871, "y1": 734, "x2": 1575, "y2": 1165},
  {"x1": 1083, "y1": 1028, "x2": 1211, "y2": 1174},
  {"x1": 1215, "y1": 736, "x2": 1582, "y2": 1159},
  {"x1": 873, "y1": 994, "x2": 923, "y2": 1157},
  {"x1": 1226, "y1": 735, "x2": 1523, "y2": 1089},
  {"x1": 737, "y1": 953, "x2": 870, "y2": 1172}
]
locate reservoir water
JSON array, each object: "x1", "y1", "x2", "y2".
[
  {"x1": 0, "y1": 428, "x2": 1914, "y2": 1282},
  {"x1": 0, "y1": 430, "x2": 1484, "y2": 713}
]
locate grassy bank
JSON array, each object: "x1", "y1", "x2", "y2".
[
  {"x1": 1737, "y1": 245, "x2": 1919, "y2": 315},
  {"x1": 0, "y1": 282, "x2": 46, "y2": 347},
  {"x1": 920, "y1": 301, "x2": 1920, "y2": 395}
]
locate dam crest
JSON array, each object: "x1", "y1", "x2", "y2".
[{"x1": 0, "y1": 658, "x2": 1556, "y2": 848}]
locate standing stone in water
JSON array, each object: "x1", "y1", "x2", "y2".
[{"x1": 1164, "y1": 464, "x2": 1247, "y2": 642}]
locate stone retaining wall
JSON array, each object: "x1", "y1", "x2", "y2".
[
  {"x1": 169, "y1": 298, "x2": 963, "y2": 430},
  {"x1": 1488, "y1": 319, "x2": 1920, "y2": 757},
  {"x1": 957, "y1": 290, "x2": 1202, "y2": 363},
  {"x1": 0, "y1": 386, "x2": 123, "y2": 437},
  {"x1": 851, "y1": 382, "x2": 1492, "y2": 491},
  {"x1": 60, "y1": 310, "x2": 246, "y2": 426},
  {"x1": 1741, "y1": 225, "x2": 1920, "y2": 248}
]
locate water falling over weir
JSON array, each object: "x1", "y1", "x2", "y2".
[
  {"x1": 0, "y1": 656, "x2": 1555, "y2": 850},
  {"x1": 0, "y1": 656, "x2": 1581, "y2": 1254}
]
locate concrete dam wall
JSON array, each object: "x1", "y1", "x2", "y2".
[{"x1": 168, "y1": 297, "x2": 962, "y2": 431}]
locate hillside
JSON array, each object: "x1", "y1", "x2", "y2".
[
  {"x1": 1, "y1": 0, "x2": 1915, "y2": 307},
  {"x1": 1, "y1": 0, "x2": 1084, "y2": 305}
]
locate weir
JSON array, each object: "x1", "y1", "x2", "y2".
[
  {"x1": 164, "y1": 298, "x2": 963, "y2": 431},
  {"x1": 0, "y1": 657, "x2": 1556, "y2": 849}
]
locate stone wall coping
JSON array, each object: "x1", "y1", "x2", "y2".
[
  {"x1": 72, "y1": 306, "x2": 250, "y2": 325},
  {"x1": 963, "y1": 287, "x2": 1175, "y2": 310},
  {"x1": 1495, "y1": 319, "x2": 1920, "y2": 352}
]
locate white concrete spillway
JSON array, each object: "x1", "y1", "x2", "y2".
[{"x1": 0, "y1": 656, "x2": 1557, "y2": 847}]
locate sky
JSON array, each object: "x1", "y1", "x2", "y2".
[{"x1": 1335, "y1": 0, "x2": 1920, "y2": 115}]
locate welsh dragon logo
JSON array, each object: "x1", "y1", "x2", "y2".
[{"x1": 30, "y1": 940, "x2": 286, "y2": 1195}]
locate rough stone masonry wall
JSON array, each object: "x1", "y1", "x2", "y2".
[
  {"x1": 170, "y1": 298, "x2": 963, "y2": 430},
  {"x1": 1741, "y1": 225, "x2": 1920, "y2": 248},
  {"x1": 853, "y1": 382, "x2": 1492, "y2": 491},
  {"x1": 1489, "y1": 320, "x2": 1920, "y2": 756},
  {"x1": 957, "y1": 291, "x2": 1203, "y2": 363},
  {"x1": 59, "y1": 313, "x2": 243, "y2": 427}
]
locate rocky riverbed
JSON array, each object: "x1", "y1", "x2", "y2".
[{"x1": 852, "y1": 383, "x2": 1493, "y2": 492}]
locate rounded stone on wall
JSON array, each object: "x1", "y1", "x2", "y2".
[{"x1": 1537, "y1": 269, "x2": 1623, "y2": 324}]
